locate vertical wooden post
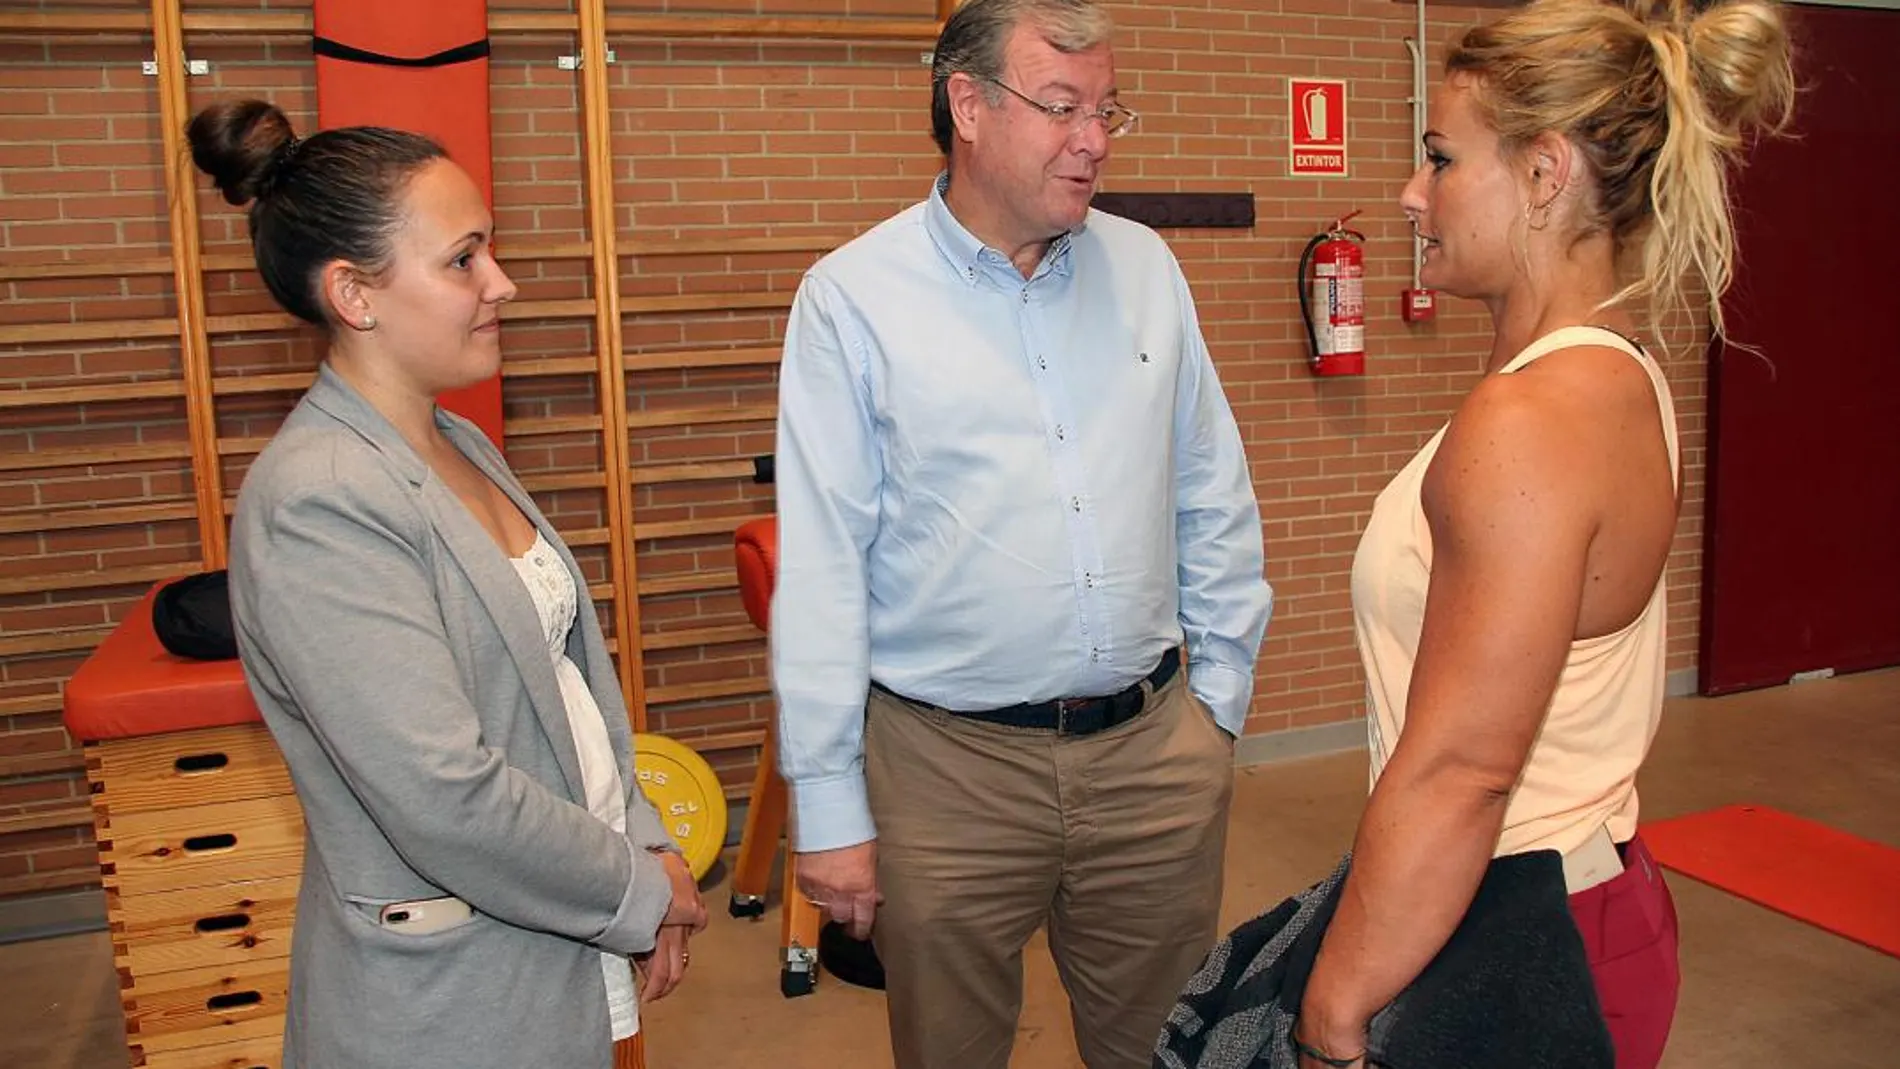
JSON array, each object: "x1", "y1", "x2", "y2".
[
  {"x1": 151, "y1": 0, "x2": 227, "y2": 567},
  {"x1": 577, "y1": 0, "x2": 649, "y2": 728}
]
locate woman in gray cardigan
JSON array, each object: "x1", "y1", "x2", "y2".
[{"x1": 190, "y1": 99, "x2": 705, "y2": 1069}]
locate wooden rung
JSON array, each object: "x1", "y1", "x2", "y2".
[
  {"x1": 634, "y1": 514, "x2": 767, "y2": 542},
  {"x1": 150, "y1": 11, "x2": 943, "y2": 42},
  {"x1": 0, "y1": 501, "x2": 196, "y2": 536},
  {"x1": 559, "y1": 527, "x2": 613, "y2": 548},
  {"x1": 212, "y1": 371, "x2": 315, "y2": 396},
  {"x1": 693, "y1": 729, "x2": 766, "y2": 756},
  {"x1": 641, "y1": 624, "x2": 759, "y2": 651},
  {"x1": 502, "y1": 299, "x2": 597, "y2": 322},
  {"x1": 179, "y1": 11, "x2": 309, "y2": 32},
  {"x1": 621, "y1": 235, "x2": 843, "y2": 258},
  {"x1": 630, "y1": 460, "x2": 754, "y2": 485},
  {"x1": 0, "y1": 751, "x2": 85, "y2": 779},
  {"x1": 0, "y1": 319, "x2": 177, "y2": 346},
  {"x1": 499, "y1": 240, "x2": 592, "y2": 262},
  {"x1": 636, "y1": 569, "x2": 736, "y2": 597},
  {"x1": 680, "y1": 728, "x2": 767, "y2": 754},
  {"x1": 487, "y1": 12, "x2": 575, "y2": 32},
  {"x1": 0, "y1": 13, "x2": 150, "y2": 33},
  {"x1": 0, "y1": 628, "x2": 110, "y2": 658},
  {"x1": 0, "y1": 255, "x2": 174, "y2": 281},
  {"x1": 503, "y1": 356, "x2": 599, "y2": 379},
  {"x1": 503, "y1": 414, "x2": 605, "y2": 438},
  {"x1": 588, "y1": 581, "x2": 615, "y2": 600},
  {"x1": 0, "y1": 693, "x2": 64, "y2": 718},
  {"x1": 604, "y1": 15, "x2": 941, "y2": 42},
  {"x1": 0, "y1": 805, "x2": 94, "y2": 837},
  {"x1": 216, "y1": 437, "x2": 272, "y2": 457},
  {"x1": 646, "y1": 677, "x2": 770, "y2": 705},
  {"x1": 0, "y1": 442, "x2": 190, "y2": 474},
  {"x1": 626, "y1": 403, "x2": 776, "y2": 431},
  {"x1": 0, "y1": 380, "x2": 185, "y2": 410},
  {"x1": 519, "y1": 471, "x2": 605, "y2": 493},
  {"x1": 624, "y1": 346, "x2": 780, "y2": 372},
  {"x1": 171, "y1": 11, "x2": 584, "y2": 35},
  {"x1": 200, "y1": 250, "x2": 254, "y2": 272},
  {"x1": 0, "y1": 563, "x2": 182, "y2": 598},
  {"x1": 204, "y1": 311, "x2": 300, "y2": 335},
  {"x1": 621, "y1": 291, "x2": 791, "y2": 316}
]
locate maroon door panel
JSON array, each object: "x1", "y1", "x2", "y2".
[{"x1": 1700, "y1": 4, "x2": 1900, "y2": 694}]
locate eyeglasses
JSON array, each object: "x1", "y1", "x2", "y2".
[{"x1": 982, "y1": 77, "x2": 1140, "y2": 139}]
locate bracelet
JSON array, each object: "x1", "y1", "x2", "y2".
[{"x1": 1292, "y1": 1036, "x2": 1364, "y2": 1068}]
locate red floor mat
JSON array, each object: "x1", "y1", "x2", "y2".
[{"x1": 1642, "y1": 804, "x2": 1900, "y2": 958}]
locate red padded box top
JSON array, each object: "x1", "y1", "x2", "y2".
[
  {"x1": 734, "y1": 516, "x2": 777, "y2": 635},
  {"x1": 63, "y1": 582, "x2": 260, "y2": 743}
]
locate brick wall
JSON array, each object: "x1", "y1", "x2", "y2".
[{"x1": 0, "y1": 0, "x2": 1708, "y2": 902}]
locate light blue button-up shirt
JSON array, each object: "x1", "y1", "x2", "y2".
[{"x1": 771, "y1": 175, "x2": 1273, "y2": 851}]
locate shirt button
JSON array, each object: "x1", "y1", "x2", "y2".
[
  {"x1": 966, "y1": 266, "x2": 976, "y2": 281},
  {"x1": 1054, "y1": 425, "x2": 1065, "y2": 441},
  {"x1": 1070, "y1": 497, "x2": 1082, "y2": 512},
  {"x1": 1037, "y1": 355, "x2": 1047, "y2": 370},
  {"x1": 1090, "y1": 649, "x2": 1101, "y2": 663},
  {"x1": 1084, "y1": 573, "x2": 1095, "y2": 588},
  {"x1": 1020, "y1": 289, "x2": 1030, "y2": 304}
]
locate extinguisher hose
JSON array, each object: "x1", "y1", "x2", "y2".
[{"x1": 1297, "y1": 232, "x2": 1328, "y2": 364}]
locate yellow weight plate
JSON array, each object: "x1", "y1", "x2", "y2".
[{"x1": 632, "y1": 733, "x2": 728, "y2": 881}]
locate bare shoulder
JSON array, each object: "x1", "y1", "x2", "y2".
[{"x1": 1425, "y1": 342, "x2": 1655, "y2": 535}]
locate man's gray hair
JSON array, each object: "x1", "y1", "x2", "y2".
[{"x1": 929, "y1": 0, "x2": 1115, "y2": 156}]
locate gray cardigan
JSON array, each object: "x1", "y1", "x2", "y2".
[{"x1": 229, "y1": 364, "x2": 677, "y2": 1069}]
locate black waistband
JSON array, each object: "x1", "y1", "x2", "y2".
[{"x1": 874, "y1": 647, "x2": 1181, "y2": 737}]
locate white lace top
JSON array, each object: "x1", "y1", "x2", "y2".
[{"x1": 509, "y1": 530, "x2": 639, "y2": 1040}]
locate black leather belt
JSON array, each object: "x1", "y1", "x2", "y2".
[{"x1": 874, "y1": 647, "x2": 1181, "y2": 737}]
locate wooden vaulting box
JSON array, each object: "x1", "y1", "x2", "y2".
[{"x1": 65, "y1": 584, "x2": 296, "y2": 1068}]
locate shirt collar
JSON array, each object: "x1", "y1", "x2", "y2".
[{"x1": 924, "y1": 171, "x2": 1080, "y2": 287}]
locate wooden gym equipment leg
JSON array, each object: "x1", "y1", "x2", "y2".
[{"x1": 728, "y1": 723, "x2": 825, "y2": 996}]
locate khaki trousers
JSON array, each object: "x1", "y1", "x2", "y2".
[{"x1": 865, "y1": 672, "x2": 1234, "y2": 1069}]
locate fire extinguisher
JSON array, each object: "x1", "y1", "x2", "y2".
[{"x1": 1298, "y1": 210, "x2": 1367, "y2": 376}]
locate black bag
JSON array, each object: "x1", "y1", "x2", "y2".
[{"x1": 152, "y1": 570, "x2": 238, "y2": 661}]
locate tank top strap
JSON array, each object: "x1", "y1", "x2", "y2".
[{"x1": 1498, "y1": 325, "x2": 1680, "y2": 492}]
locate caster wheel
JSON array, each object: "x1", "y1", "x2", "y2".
[
  {"x1": 729, "y1": 894, "x2": 765, "y2": 919},
  {"x1": 780, "y1": 964, "x2": 816, "y2": 998}
]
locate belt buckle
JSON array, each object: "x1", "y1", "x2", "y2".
[{"x1": 1056, "y1": 697, "x2": 1086, "y2": 735}]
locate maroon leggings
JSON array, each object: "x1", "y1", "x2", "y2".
[{"x1": 1568, "y1": 834, "x2": 1682, "y2": 1068}]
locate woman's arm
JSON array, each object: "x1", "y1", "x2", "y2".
[{"x1": 1297, "y1": 372, "x2": 1601, "y2": 1062}]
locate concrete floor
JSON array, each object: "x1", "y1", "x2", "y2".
[{"x1": 6, "y1": 668, "x2": 1896, "y2": 1068}]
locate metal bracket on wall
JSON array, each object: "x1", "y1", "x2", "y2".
[
  {"x1": 142, "y1": 57, "x2": 210, "y2": 77},
  {"x1": 1089, "y1": 192, "x2": 1255, "y2": 230},
  {"x1": 557, "y1": 49, "x2": 616, "y2": 70}
]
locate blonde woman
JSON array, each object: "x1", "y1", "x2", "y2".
[{"x1": 1297, "y1": 3, "x2": 1794, "y2": 1068}]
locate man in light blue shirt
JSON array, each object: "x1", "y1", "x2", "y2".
[{"x1": 771, "y1": 2, "x2": 1272, "y2": 1065}]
